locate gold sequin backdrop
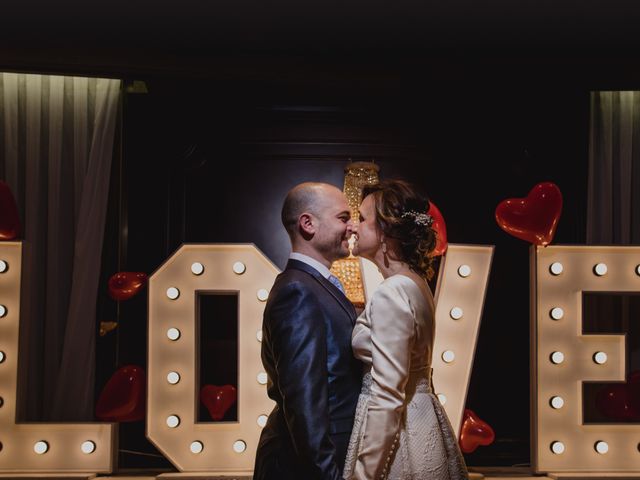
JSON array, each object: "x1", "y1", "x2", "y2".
[{"x1": 330, "y1": 161, "x2": 380, "y2": 308}]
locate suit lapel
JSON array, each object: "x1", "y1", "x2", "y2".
[{"x1": 286, "y1": 259, "x2": 357, "y2": 322}]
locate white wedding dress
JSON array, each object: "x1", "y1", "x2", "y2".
[{"x1": 343, "y1": 275, "x2": 468, "y2": 480}]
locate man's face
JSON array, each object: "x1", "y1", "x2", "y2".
[{"x1": 313, "y1": 187, "x2": 354, "y2": 263}]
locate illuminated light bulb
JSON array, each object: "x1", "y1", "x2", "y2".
[
  {"x1": 191, "y1": 262, "x2": 204, "y2": 275},
  {"x1": 0, "y1": 260, "x2": 7, "y2": 273},
  {"x1": 550, "y1": 307, "x2": 564, "y2": 320},
  {"x1": 257, "y1": 415, "x2": 268, "y2": 427},
  {"x1": 437, "y1": 393, "x2": 447, "y2": 405},
  {"x1": 636, "y1": 265, "x2": 640, "y2": 276},
  {"x1": 0, "y1": 351, "x2": 5, "y2": 363},
  {"x1": 550, "y1": 396, "x2": 564, "y2": 409},
  {"x1": 233, "y1": 262, "x2": 246, "y2": 274},
  {"x1": 233, "y1": 440, "x2": 247, "y2": 453},
  {"x1": 34, "y1": 441, "x2": 49, "y2": 454},
  {"x1": 442, "y1": 350, "x2": 455, "y2": 363},
  {"x1": 257, "y1": 372, "x2": 268, "y2": 385},
  {"x1": 167, "y1": 328, "x2": 181, "y2": 341},
  {"x1": 256, "y1": 329, "x2": 263, "y2": 342},
  {"x1": 593, "y1": 351, "x2": 608, "y2": 364},
  {"x1": 0, "y1": 305, "x2": 6, "y2": 317},
  {"x1": 166, "y1": 415, "x2": 180, "y2": 428},
  {"x1": 166, "y1": 287, "x2": 180, "y2": 300},
  {"x1": 257, "y1": 289, "x2": 269, "y2": 302},
  {"x1": 81, "y1": 441, "x2": 96, "y2": 454},
  {"x1": 190, "y1": 441, "x2": 203, "y2": 454},
  {"x1": 549, "y1": 262, "x2": 563, "y2": 275},
  {"x1": 450, "y1": 307, "x2": 463, "y2": 320},
  {"x1": 550, "y1": 351, "x2": 565, "y2": 364},
  {"x1": 457, "y1": 265, "x2": 471, "y2": 277},
  {"x1": 593, "y1": 263, "x2": 608, "y2": 276},
  {"x1": 167, "y1": 372, "x2": 180, "y2": 384},
  {"x1": 595, "y1": 441, "x2": 609, "y2": 454},
  {"x1": 550, "y1": 441, "x2": 565, "y2": 454}
]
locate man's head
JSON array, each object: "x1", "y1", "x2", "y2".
[{"x1": 281, "y1": 182, "x2": 354, "y2": 267}]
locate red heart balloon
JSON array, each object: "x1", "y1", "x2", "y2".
[
  {"x1": 428, "y1": 200, "x2": 448, "y2": 256},
  {"x1": 95, "y1": 365, "x2": 146, "y2": 422},
  {"x1": 495, "y1": 182, "x2": 563, "y2": 246},
  {"x1": 459, "y1": 408, "x2": 495, "y2": 453},
  {"x1": 0, "y1": 180, "x2": 21, "y2": 240},
  {"x1": 200, "y1": 384, "x2": 237, "y2": 421},
  {"x1": 108, "y1": 272, "x2": 148, "y2": 301}
]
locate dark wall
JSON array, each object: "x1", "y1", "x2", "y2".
[{"x1": 96, "y1": 66, "x2": 590, "y2": 469}]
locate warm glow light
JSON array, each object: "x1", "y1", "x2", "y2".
[
  {"x1": 550, "y1": 307, "x2": 564, "y2": 320},
  {"x1": 166, "y1": 415, "x2": 180, "y2": 428},
  {"x1": 430, "y1": 244, "x2": 494, "y2": 435},
  {"x1": 593, "y1": 351, "x2": 608, "y2": 364},
  {"x1": 147, "y1": 244, "x2": 277, "y2": 473},
  {"x1": 593, "y1": 263, "x2": 608, "y2": 276},
  {"x1": 81, "y1": 441, "x2": 96, "y2": 454},
  {"x1": 0, "y1": 241, "x2": 115, "y2": 473},
  {"x1": 257, "y1": 372, "x2": 268, "y2": 385},
  {"x1": 167, "y1": 327, "x2": 181, "y2": 341},
  {"x1": 550, "y1": 396, "x2": 564, "y2": 409},
  {"x1": 257, "y1": 289, "x2": 269, "y2": 301},
  {"x1": 457, "y1": 265, "x2": 471, "y2": 277},
  {"x1": 595, "y1": 441, "x2": 609, "y2": 454},
  {"x1": 191, "y1": 262, "x2": 204, "y2": 275},
  {"x1": 166, "y1": 287, "x2": 180, "y2": 299},
  {"x1": 549, "y1": 262, "x2": 564, "y2": 275},
  {"x1": 33, "y1": 441, "x2": 49, "y2": 455},
  {"x1": 233, "y1": 262, "x2": 246, "y2": 274},
  {"x1": 442, "y1": 350, "x2": 455, "y2": 363},
  {"x1": 551, "y1": 441, "x2": 565, "y2": 455},
  {"x1": 449, "y1": 307, "x2": 463, "y2": 320},
  {"x1": 533, "y1": 246, "x2": 639, "y2": 474},
  {"x1": 550, "y1": 351, "x2": 565, "y2": 364},
  {"x1": 0, "y1": 260, "x2": 7, "y2": 273},
  {"x1": 257, "y1": 415, "x2": 268, "y2": 428},
  {"x1": 233, "y1": 440, "x2": 247, "y2": 453}
]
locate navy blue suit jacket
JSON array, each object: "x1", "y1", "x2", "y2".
[{"x1": 253, "y1": 259, "x2": 362, "y2": 480}]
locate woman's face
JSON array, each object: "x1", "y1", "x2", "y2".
[{"x1": 353, "y1": 194, "x2": 380, "y2": 260}]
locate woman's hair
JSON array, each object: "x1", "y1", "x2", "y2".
[{"x1": 362, "y1": 179, "x2": 437, "y2": 279}]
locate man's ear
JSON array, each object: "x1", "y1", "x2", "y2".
[{"x1": 299, "y1": 213, "x2": 316, "y2": 236}]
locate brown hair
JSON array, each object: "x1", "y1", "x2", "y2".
[{"x1": 362, "y1": 179, "x2": 437, "y2": 279}]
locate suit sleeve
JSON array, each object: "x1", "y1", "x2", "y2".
[
  {"x1": 352, "y1": 282, "x2": 415, "y2": 480},
  {"x1": 267, "y1": 281, "x2": 343, "y2": 480}
]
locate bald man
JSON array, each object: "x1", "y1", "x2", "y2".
[{"x1": 253, "y1": 183, "x2": 363, "y2": 480}]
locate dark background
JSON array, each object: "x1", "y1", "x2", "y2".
[{"x1": 5, "y1": 0, "x2": 640, "y2": 471}]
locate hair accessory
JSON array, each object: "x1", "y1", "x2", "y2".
[{"x1": 401, "y1": 210, "x2": 433, "y2": 227}]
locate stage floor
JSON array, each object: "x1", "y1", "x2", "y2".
[{"x1": 4, "y1": 467, "x2": 640, "y2": 479}]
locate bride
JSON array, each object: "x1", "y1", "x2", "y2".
[{"x1": 343, "y1": 179, "x2": 469, "y2": 480}]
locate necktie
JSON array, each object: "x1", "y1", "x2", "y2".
[{"x1": 328, "y1": 274, "x2": 346, "y2": 295}]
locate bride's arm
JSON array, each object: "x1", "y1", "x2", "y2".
[{"x1": 352, "y1": 282, "x2": 415, "y2": 480}]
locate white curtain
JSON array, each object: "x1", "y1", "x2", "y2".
[
  {"x1": 588, "y1": 91, "x2": 640, "y2": 244},
  {"x1": 0, "y1": 73, "x2": 121, "y2": 420}
]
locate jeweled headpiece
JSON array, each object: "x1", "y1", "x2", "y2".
[{"x1": 401, "y1": 210, "x2": 433, "y2": 227}]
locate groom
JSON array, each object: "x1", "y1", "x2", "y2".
[{"x1": 253, "y1": 182, "x2": 362, "y2": 480}]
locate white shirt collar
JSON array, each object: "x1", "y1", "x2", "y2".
[{"x1": 289, "y1": 252, "x2": 332, "y2": 279}]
